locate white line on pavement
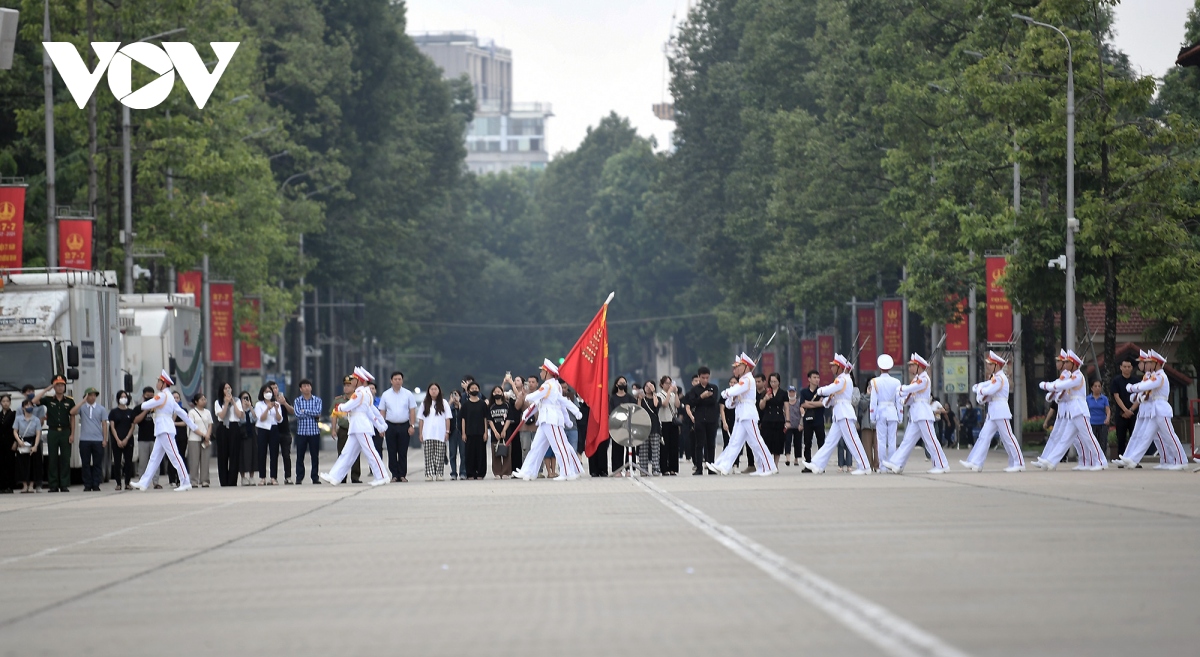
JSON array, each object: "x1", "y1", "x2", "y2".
[
  {"x1": 634, "y1": 477, "x2": 971, "y2": 657},
  {"x1": 0, "y1": 499, "x2": 245, "y2": 566}
]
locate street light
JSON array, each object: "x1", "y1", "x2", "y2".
[
  {"x1": 122, "y1": 26, "x2": 186, "y2": 293},
  {"x1": 1013, "y1": 13, "x2": 1077, "y2": 351}
]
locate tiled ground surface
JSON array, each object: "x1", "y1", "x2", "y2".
[{"x1": 1, "y1": 448, "x2": 1196, "y2": 657}]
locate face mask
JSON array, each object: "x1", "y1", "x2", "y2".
[
  {"x1": 264, "y1": 392, "x2": 273, "y2": 401},
  {"x1": 118, "y1": 397, "x2": 129, "y2": 406},
  {"x1": 618, "y1": 383, "x2": 627, "y2": 391}
]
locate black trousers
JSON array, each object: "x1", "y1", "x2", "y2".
[
  {"x1": 258, "y1": 427, "x2": 280, "y2": 479},
  {"x1": 0, "y1": 439, "x2": 15, "y2": 490},
  {"x1": 295, "y1": 433, "x2": 320, "y2": 483},
  {"x1": 385, "y1": 422, "x2": 411, "y2": 480},
  {"x1": 214, "y1": 423, "x2": 235, "y2": 486},
  {"x1": 612, "y1": 434, "x2": 628, "y2": 471},
  {"x1": 79, "y1": 441, "x2": 104, "y2": 489},
  {"x1": 589, "y1": 438, "x2": 609, "y2": 477},
  {"x1": 660, "y1": 422, "x2": 680, "y2": 474},
  {"x1": 1114, "y1": 418, "x2": 1136, "y2": 456},
  {"x1": 679, "y1": 421, "x2": 693, "y2": 460},
  {"x1": 111, "y1": 439, "x2": 135, "y2": 485},
  {"x1": 801, "y1": 420, "x2": 826, "y2": 462},
  {"x1": 464, "y1": 433, "x2": 487, "y2": 479},
  {"x1": 691, "y1": 420, "x2": 718, "y2": 473}
]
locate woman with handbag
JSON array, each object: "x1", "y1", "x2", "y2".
[
  {"x1": 487, "y1": 386, "x2": 514, "y2": 479},
  {"x1": 14, "y1": 400, "x2": 42, "y2": 493}
]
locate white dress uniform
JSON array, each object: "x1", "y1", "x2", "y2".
[
  {"x1": 710, "y1": 353, "x2": 775, "y2": 476},
  {"x1": 868, "y1": 354, "x2": 902, "y2": 468},
  {"x1": 130, "y1": 371, "x2": 198, "y2": 492},
  {"x1": 962, "y1": 352, "x2": 1024, "y2": 472},
  {"x1": 883, "y1": 354, "x2": 949, "y2": 473},
  {"x1": 514, "y1": 360, "x2": 585, "y2": 481},
  {"x1": 1119, "y1": 350, "x2": 1188, "y2": 469},
  {"x1": 804, "y1": 353, "x2": 869, "y2": 474},
  {"x1": 1037, "y1": 351, "x2": 1107, "y2": 470},
  {"x1": 322, "y1": 367, "x2": 390, "y2": 486}
]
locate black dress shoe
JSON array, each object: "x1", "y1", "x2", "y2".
[{"x1": 692, "y1": 469, "x2": 703, "y2": 475}]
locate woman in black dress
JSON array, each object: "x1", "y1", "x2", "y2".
[
  {"x1": 460, "y1": 382, "x2": 489, "y2": 480},
  {"x1": 759, "y1": 372, "x2": 788, "y2": 470}
]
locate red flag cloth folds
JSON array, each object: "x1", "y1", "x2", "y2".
[{"x1": 558, "y1": 301, "x2": 610, "y2": 457}]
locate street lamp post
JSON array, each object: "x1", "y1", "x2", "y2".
[
  {"x1": 1014, "y1": 14, "x2": 1076, "y2": 350},
  {"x1": 121, "y1": 27, "x2": 185, "y2": 293}
]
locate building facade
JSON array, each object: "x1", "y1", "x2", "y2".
[{"x1": 412, "y1": 31, "x2": 551, "y2": 174}]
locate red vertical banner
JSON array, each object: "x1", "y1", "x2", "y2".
[
  {"x1": 176, "y1": 271, "x2": 202, "y2": 307},
  {"x1": 57, "y1": 218, "x2": 94, "y2": 270},
  {"x1": 986, "y1": 256, "x2": 1013, "y2": 342},
  {"x1": 800, "y1": 339, "x2": 816, "y2": 380},
  {"x1": 760, "y1": 352, "x2": 776, "y2": 375},
  {"x1": 209, "y1": 282, "x2": 234, "y2": 364},
  {"x1": 945, "y1": 299, "x2": 969, "y2": 352},
  {"x1": 817, "y1": 334, "x2": 834, "y2": 385},
  {"x1": 882, "y1": 300, "x2": 903, "y2": 364},
  {"x1": 0, "y1": 186, "x2": 26, "y2": 269},
  {"x1": 856, "y1": 308, "x2": 877, "y2": 370},
  {"x1": 239, "y1": 299, "x2": 262, "y2": 370}
]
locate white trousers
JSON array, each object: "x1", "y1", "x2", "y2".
[
  {"x1": 1122, "y1": 416, "x2": 1186, "y2": 465},
  {"x1": 965, "y1": 419, "x2": 1024, "y2": 470},
  {"x1": 1040, "y1": 414, "x2": 1106, "y2": 468},
  {"x1": 329, "y1": 432, "x2": 388, "y2": 483},
  {"x1": 515, "y1": 423, "x2": 583, "y2": 479},
  {"x1": 876, "y1": 419, "x2": 898, "y2": 467},
  {"x1": 713, "y1": 419, "x2": 774, "y2": 474},
  {"x1": 888, "y1": 419, "x2": 947, "y2": 471},
  {"x1": 809, "y1": 417, "x2": 869, "y2": 471},
  {"x1": 135, "y1": 433, "x2": 189, "y2": 489},
  {"x1": 1037, "y1": 419, "x2": 1070, "y2": 465}
]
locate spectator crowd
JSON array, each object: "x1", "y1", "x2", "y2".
[{"x1": 0, "y1": 355, "x2": 1167, "y2": 493}]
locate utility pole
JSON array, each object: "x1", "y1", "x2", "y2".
[
  {"x1": 1012, "y1": 138, "x2": 1024, "y2": 445},
  {"x1": 201, "y1": 222, "x2": 211, "y2": 399},
  {"x1": 42, "y1": 1, "x2": 56, "y2": 268},
  {"x1": 298, "y1": 234, "x2": 307, "y2": 383}
]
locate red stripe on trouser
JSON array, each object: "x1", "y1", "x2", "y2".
[
  {"x1": 562, "y1": 426, "x2": 583, "y2": 472},
  {"x1": 548, "y1": 426, "x2": 568, "y2": 470},
  {"x1": 1081, "y1": 419, "x2": 1103, "y2": 465},
  {"x1": 1074, "y1": 421, "x2": 1091, "y2": 467},
  {"x1": 163, "y1": 434, "x2": 186, "y2": 482},
  {"x1": 360, "y1": 434, "x2": 385, "y2": 478},
  {"x1": 750, "y1": 423, "x2": 771, "y2": 469},
  {"x1": 920, "y1": 422, "x2": 944, "y2": 469},
  {"x1": 844, "y1": 419, "x2": 866, "y2": 468},
  {"x1": 1002, "y1": 421, "x2": 1023, "y2": 466},
  {"x1": 1160, "y1": 419, "x2": 1185, "y2": 464}
]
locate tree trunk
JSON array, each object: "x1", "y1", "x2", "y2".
[
  {"x1": 1022, "y1": 322, "x2": 1038, "y2": 417},
  {"x1": 1042, "y1": 306, "x2": 1056, "y2": 414},
  {"x1": 1103, "y1": 255, "x2": 1117, "y2": 384},
  {"x1": 86, "y1": 0, "x2": 97, "y2": 222}
]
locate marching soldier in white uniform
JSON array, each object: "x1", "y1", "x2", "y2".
[
  {"x1": 1117, "y1": 350, "x2": 1188, "y2": 470},
  {"x1": 1036, "y1": 350, "x2": 1107, "y2": 470},
  {"x1": 961, "y1": 351, "x2": 1024, "y2": 472},
  {"x1": 513, "y1": 359, "x2": 585, "y2": 481},
  {"x1": 868, "y1": 354, "x2": 902, "y2": 471},
  {"x1": 129, "y1": 370, "x2": 198, "y2": 492},
  {"x1": 800, "y1": 353, "x2": 871, "y2": 475},
  {"x1": 708, "y1": 353, "x2": 775, "y2": 476},
  {"x1": 320, "y1": 367, "x2": 391, "y2": 486},
  {"x1": 882, "y1": 353, "x2": 949, "y2": 474}
]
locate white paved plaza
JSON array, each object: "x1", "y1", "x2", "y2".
[{"x1": 1, "y1": 449, "x2": 1197, "y2": 657}]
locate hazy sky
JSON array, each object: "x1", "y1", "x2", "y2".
[{"x1": 407, "y1": 0, "x2": 1196, "y2": 158}]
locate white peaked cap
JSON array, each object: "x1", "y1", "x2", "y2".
[
  {"x1": 1137, "y1": 349, "x2": 1149, "y2": 361},
  {"x1": 909, "y1": 353, "x2": 929, "y2": 369},
  {"x1": 1064, "y1": 350, "x2": 1082, "y2": 366},
  {"x1": 1149, "y1": 350, "x2": 1166, "y2": 364},
  {"x1": 158, "y1": 369, "x2": 174, "y2": 386},
  {"x1": 542, "y1": 358, "x2": 560, "y2": 375},
  {"x1": 1057, "y1": 349, "x2": 1069, "y2": 361},
  {"x1": 877, "y1": 354, "x2": 894, "y2": 371},
  {"x1": 353, "y1": 366, "x2": 374, "y2": 383},
  {"x1": 986, "y1": 350, "x2": 1007, "y2": 367},
  {"x1": 831, "y1": 353, "x2": 852, "y2": 369},
  {"x1": 732, "y1": 352, "x2": 756, "y2": 368}
]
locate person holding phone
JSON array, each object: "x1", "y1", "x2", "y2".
[{"x1": 254, "y1": 384, "x2": 283, "y2": 485}]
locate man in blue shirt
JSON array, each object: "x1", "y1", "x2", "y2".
[{"x1": 293, "y1": 379, "x2": 323, "y2": 484}]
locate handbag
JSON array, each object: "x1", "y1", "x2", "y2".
[{"x1": 494, "y1": 439, "x2": 509, "y2": 458}]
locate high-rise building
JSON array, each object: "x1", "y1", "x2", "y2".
[{"x1": 412, "y1": 31, "x2": 552, "y2": 174}]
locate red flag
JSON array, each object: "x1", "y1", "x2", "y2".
[
  {"x1": 0, "y1": 186, "x2": 27, "y2": 269},
  {"x1": 210, "y1": 283, "x2": 234, "y2": 364},
  {"x1": 177, "y1": 271, "x2": 202, "y2": 307},
  {"x1": 558, "y1": 297, "x2": 611, "y2": 457}
]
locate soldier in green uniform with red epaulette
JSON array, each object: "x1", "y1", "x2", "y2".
[{"x1": 36, "y1": 375, "x2": 76, "y2": 492}]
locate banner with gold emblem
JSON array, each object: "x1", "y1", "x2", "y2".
[
  {"x1": 57, "y1": 218, "x2": 94, "y2": 270},
  {"x1": 0, "y1": 185, "x2": 26, "y2": 270}
]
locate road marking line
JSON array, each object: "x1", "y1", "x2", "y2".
[
  {"x1": 0, "y1": 500, "x2": 245, "y2": 566},
  {"x1": 634, "y1": 477, "x2": 970, "y2": 657}
]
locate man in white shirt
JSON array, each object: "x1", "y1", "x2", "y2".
[{"x1": 378, "y1": 371, "x2": 418, "y2": 482}]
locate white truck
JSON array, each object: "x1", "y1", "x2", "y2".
[
  {"x1": 0, "y1": 269, "x2": 124, "y2": 469},
  {"x1": 120, "y1": 293, "x2": 204, "y2": 400}
]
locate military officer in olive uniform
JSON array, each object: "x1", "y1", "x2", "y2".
[
  {"x1": 331, "y1": 375, "x2": 361, "y2": 484},
  {"x1": 36, "y1": 376, "x2": 76, "y2": 493}
]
